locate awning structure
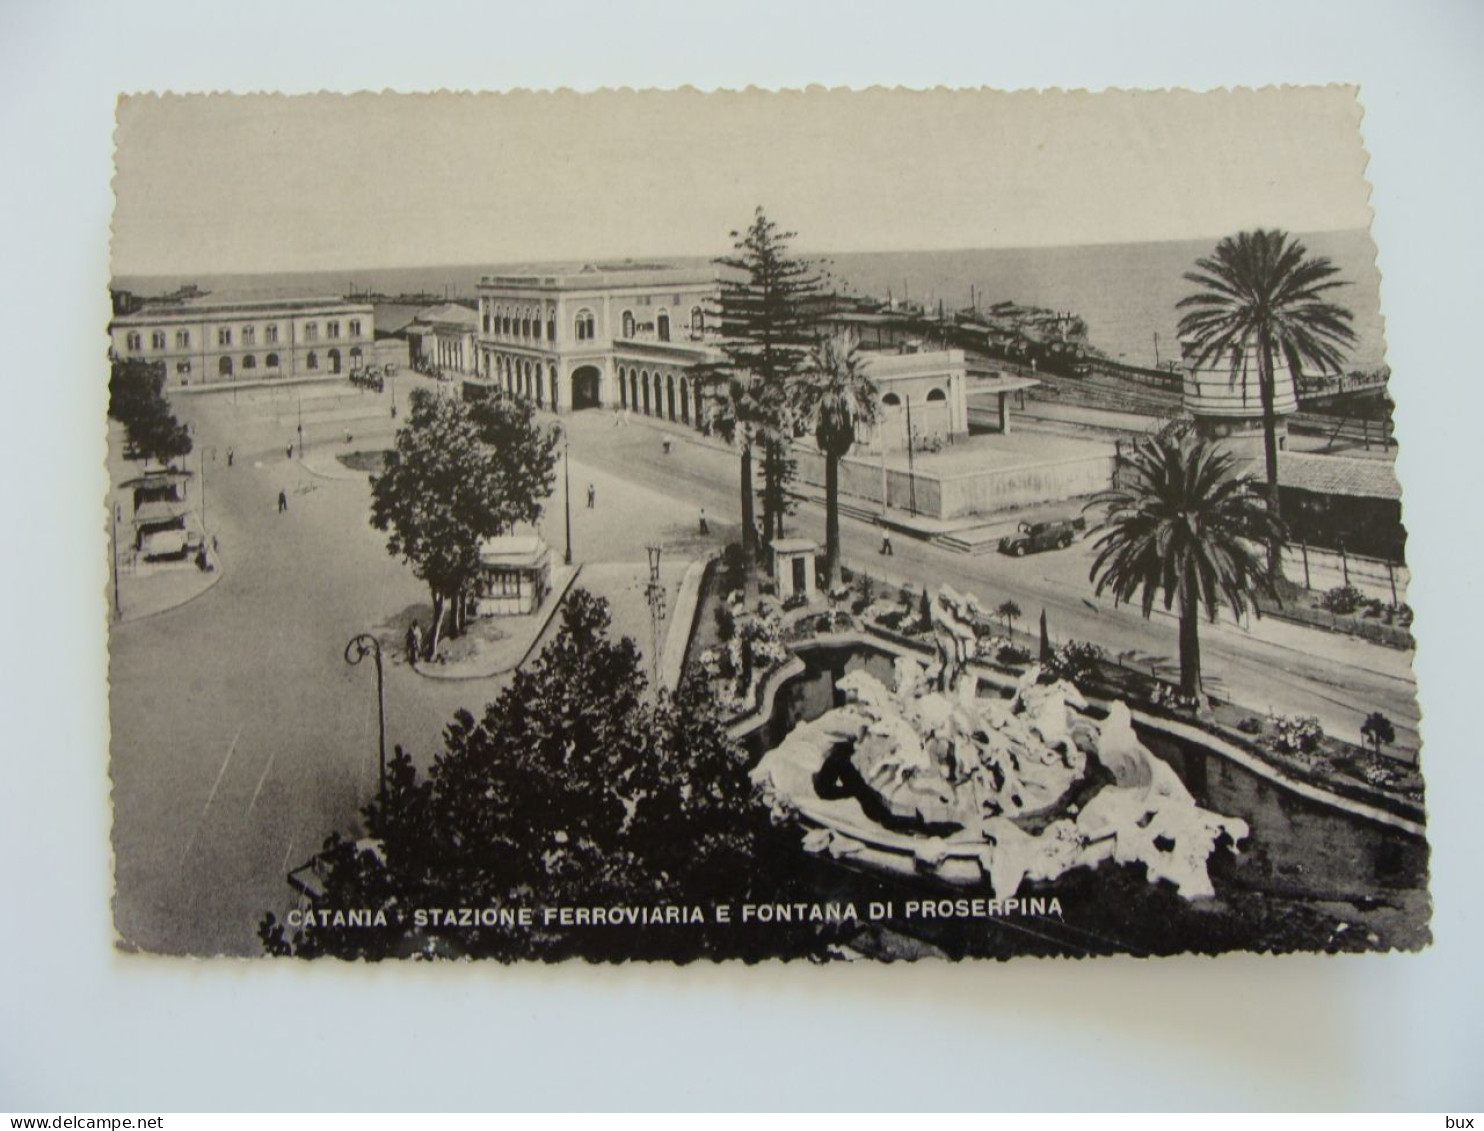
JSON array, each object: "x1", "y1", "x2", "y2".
[
  {"x1": 1275, "y1": 452, "x2": 1402, "y2": 501},
  {"x1": 478, "y1": 535, "x2": 550, "y2": 570}
]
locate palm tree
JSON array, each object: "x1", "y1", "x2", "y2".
[
  {"x1": 1177, "y1": 229, "x2": 1356, "y2": 572},
  {"x1": 794, "y1": 332, "x2": 878, "y2": 591},
  {"x1": 994, "y1": 599, "x2": 1022, "y2": 638},
  {"x1": 1088, "y1": 432, "x2": 1282, "y2": 703}
]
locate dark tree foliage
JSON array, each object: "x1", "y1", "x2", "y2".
[
  {"x1": 109, "y1": 357, "x2": 193, "y2": 466},
  {"x1": 1177, "y1": 230, "x2": 1356, "y2": 571},
  {"x1": 794, "y1": 333, "x2": 878, "y2": 590},
  {"x1": 467, "y1": 387, "x2": 561, "y2": 531},
  {"x1": 697, "y1": 208, "x2": 824, "y2": 579},
  {"x1": 370, "y1": 387, "x2": 557, "y2": 654},
  {"x1": 1087, "y1": 433, "x2": 1283, "y2": 700},
  {"x1": 259, "y1": 589, "x2": 839, "y2": 962}
]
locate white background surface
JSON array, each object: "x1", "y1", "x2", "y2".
[{"x1": 1, "y1": 0, "x2": 1480, "y2": 1112}]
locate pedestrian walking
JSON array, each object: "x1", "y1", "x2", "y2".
[
  {"x1": 406, "y1": 621, "x2": 422, "y2": 668},
  {"x1": 698, "y1": 507, "x2": 710, "y2": 535},
  {"x1": 880, "y1": 534, "x2": 894, "y2": 556},
  {"x1": 286, "y1": 443, "x2": 293, "y2": 460},
  {"x1": 278, "y1": 489, "x2": 288, "y2": 514},
  {"x1": 586, "y1": 483, "x2": 596, "y2": 509},
  {"x1": 662, "y1": 438, "x2": 672, "y2": 455},
  {"x1": 226, "y1": 448, "x2": 234, "y2": 467},
  {"x1": 344, "y1": 429, "x2": 354, "y2": 445}
]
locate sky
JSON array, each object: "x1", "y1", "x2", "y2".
[{"x1": 111, "y1": 86, "x2": 1375, "y2": 276}]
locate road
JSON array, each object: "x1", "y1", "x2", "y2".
[
  {"x1": 110, "y1": 379, "x2": 485, "y2": 954},
  {"x1": 559, "y1": 410, "x2": 1422, "y2": 755},
  {"x1": 109, "y1": 380, "x2": 728, "y2": 955}
]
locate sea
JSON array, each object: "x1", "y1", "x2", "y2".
[{"x1": 114, "y1": 228, "x2": 1387, "y2": 372}]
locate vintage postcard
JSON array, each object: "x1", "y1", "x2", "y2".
[{"x1": 108, "y1": 88, "x2": 1426, "y2": 961}]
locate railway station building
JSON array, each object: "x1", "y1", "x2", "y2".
[{"x1": 466, "y1": 263, "x2": 721, "y2": 423}]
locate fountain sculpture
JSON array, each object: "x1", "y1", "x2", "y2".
[{"x1": 751, "y1": 586, "x2": 1249, "y2": 899}]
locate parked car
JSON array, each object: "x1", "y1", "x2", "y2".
[{"x1": 998, "y1": 516, "x2": 1086, "y2": 556}]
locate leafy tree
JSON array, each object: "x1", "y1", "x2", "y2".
[
  {"x1": 1088, "y1": 432, "x2": 1282, "y2": 702},
  {"x1": 699, "y1": 208, "x2": 823, "y2": 583},
  {"x1": 795, "y1": 332, "x2": 878, "y2": 590},
  {"x1": 468, "y1": 387, "x2": 560, "y2": 530},
  {"x1": 1361, "y1": 711, "x2": 1396, "y2": 758},
  {"x1": 994, "y1": 599, "x2": 1022, "y2": 637},
  {"x1": 108, "y1": 357, "x2": 166, "y2": 431},
  {"x1": 1177, "y1": 230, "x2": 1356, "y2": 571},
  {"x1": 370, "y1": 388, "x2": 554, "y2": 656},
  {"x1": 109, "y1": 357, "x2": 192, "y2": 467},
  {"x1": 260, "y1": 589, "x2": 836, "y2": 962},
  {"x1": 133, "y1": 407, "x2": 194, "y2": 468}
]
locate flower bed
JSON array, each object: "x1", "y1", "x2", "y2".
[
  {"x1": 1258, "y1": 581, "x2": 1415, "y2": 650},
  {"x1": 695, "y1": 591, "x2": 792, "y2": 721}
]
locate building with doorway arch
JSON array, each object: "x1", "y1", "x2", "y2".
[
  {"x1": 108, "y1": 296, "x2": 374, "y2": 388},
  {"x1": 468, "y1": 262, "x2": 719, "y2": 418}
]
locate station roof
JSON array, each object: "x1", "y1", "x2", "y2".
[{"x1": 1276, "y1": 452, "x2": 1402, "y2": 501}]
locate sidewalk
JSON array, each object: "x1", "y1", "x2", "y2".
[{"x1": 416, "y1": 564, "x2": 580, "y2": 681}]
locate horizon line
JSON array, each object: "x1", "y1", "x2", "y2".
[{"x1": 111, "y1": 225, "x2": 1374, "y2": 283}]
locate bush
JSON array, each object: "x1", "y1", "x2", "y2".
[
  {"x1": 1236, "y1": 716, "x2": 1264, "y2": 736},
  {"x1": 714, "y1": 599, "x2": 736, "y2": 643},
  {"x1": 1149, "y1": 683, "x2": 1202, "y2": 712},
  {"x1": 1320, "y1": 585, "x2": 1365, "y2": 616},
  {"x1": 996, "y1": 643, "x2": 1032, "y2": 666},
  {"x1": 1271, "y1": 715, "x2": 1324, "y2": 756},
  {"x1": 850, "y1": 573, "x2": 875, "y2": 614},
  {"x1": 782, "y1": 592, "x2": 809, "y2": 612},
  {"x1": 1044, "y1": 640, "x2": 1105, "y2": 685}
]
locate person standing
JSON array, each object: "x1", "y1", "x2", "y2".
[
  {"x1": 880, "y1": 534, "x2": 893, "y2": 556},
  {"x1": 406, "y1": 622, "x2": 422, "y2": 668},
  {"x1": 586, "y1": 483, "x2": 596, "y2": 509},
  {"x1": 698, "y1": 507, "x2": 709, "y2": 535},
  {"x1": 226, "y1": 447, "x2": 234, "y2": 468},
  {"x1": 278, "y1": 489, "x2": 288, "y2": 514}
]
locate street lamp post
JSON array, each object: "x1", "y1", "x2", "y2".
[
  {"x1": 112, "y1": 503, "x2": 121, "y2": 620},
  {"x1": 557, "y1": 423, "x2": 573, "y2": 566},
  {"x1": 645, "y1": 544, "x2": 666, "y2": 687},
  {"x1": 344, "y1": 633, "x2": 387, "y2": 808}
]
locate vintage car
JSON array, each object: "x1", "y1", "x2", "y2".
[{"x1": 997, "y1": 516, "x2": 1086, "y2": 556}]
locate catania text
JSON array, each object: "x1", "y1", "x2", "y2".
[{"x1": 284, "y1": 898, "x2": 1063, "y2": 930}]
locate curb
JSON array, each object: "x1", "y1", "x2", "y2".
[
  {"x1": 658, "y1": 555, "x2": 712, "y2": 691},
  {"x1": 299, "y1": 450, "x2": 378, "y2": 483},
  {"x1": 113, "y1": 553, "x2": 226, "y2": 627},
  {"x1": 413, "y1": 565, "x2": 582, "y2": 683}
]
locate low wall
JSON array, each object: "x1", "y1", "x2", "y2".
[{"x1": 793, "y1": 445, "x2": 1114, "y2": 520}]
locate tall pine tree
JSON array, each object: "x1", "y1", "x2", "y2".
[{"x1": 698, "y1": 208, "x2": 822, "y2": 587}]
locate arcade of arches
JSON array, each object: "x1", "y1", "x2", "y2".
[
  {"x1": 475, "y1": 352, "x2": 710, "y2": 431},
  {"x1": 617, "y1": 363, "x2": 703, "y2": 427}
]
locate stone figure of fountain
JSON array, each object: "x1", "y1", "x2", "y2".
[{"x1": 751, "y1": 585, "x2": 1249, "y2": 900}]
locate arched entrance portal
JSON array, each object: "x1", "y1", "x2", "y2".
[
  {"x1": 218, "y1": 356, "x2": 233, "y2": 378},
  {"x1": 571, "y1": 365, "x2": 602, "y2": 411},
  {"x1": 328, "y1": 348, "x2": 342, "y2": 374}
]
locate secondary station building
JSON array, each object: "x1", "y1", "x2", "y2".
[{"x1": 109, "y1": 296, "x2": 376, "y2": 388}]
